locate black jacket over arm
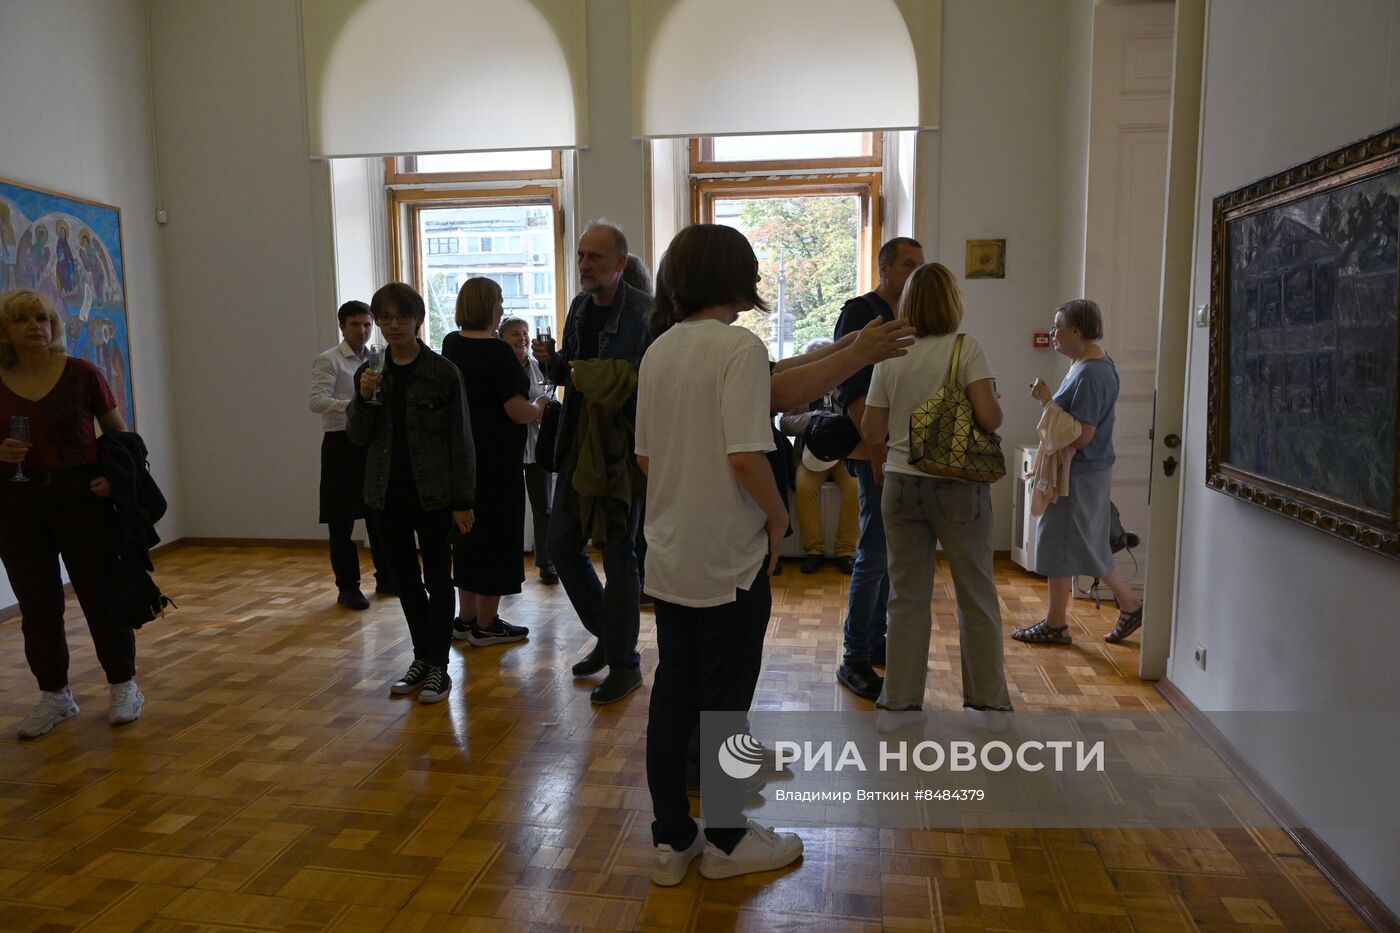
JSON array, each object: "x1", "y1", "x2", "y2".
[{"x1": 98, "y1": 431, "x2": 172, "y2": 629}]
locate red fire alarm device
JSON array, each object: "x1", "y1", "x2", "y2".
[{"x1": 1033, "y1": 332, "x2": 1052, "y2": 349}]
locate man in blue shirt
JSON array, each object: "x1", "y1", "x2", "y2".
[{"x1": 831, "y1": 236, "x2": 924, "y2": 700}]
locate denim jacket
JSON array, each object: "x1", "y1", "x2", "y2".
[
  {"x1": 346, "y1": 341, "x2": 476, "y2": 512},
  {"x1": 543, "y1": 280, "x2": 652, "y2": 466}
]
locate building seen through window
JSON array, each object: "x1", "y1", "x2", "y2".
[{"x1": 415, "y1": 203, "x2": 558, "y2": 347}]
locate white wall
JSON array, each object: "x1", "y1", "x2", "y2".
[
  {"x1": 576, "y1": 0, "x2": 646, "y2": 258},
  {"x1": 925, "y1": 0, "x2": 1092, "y2": 548},
  {"x1": 1172, "y1": 0, "x2": 1400, "y2": 912},
  {"x1": 147, "y1": 0, "x2": 331, "y2": 540},
  {"x1": 1056, "y1": 0, "x2": 1095, "y2": 303},
  {"x1": 0, "y1": 0, "x2": 182, "y2": 610},
  {"x1": 137, "y1": 0, "x2": 1095, "y2": 552}
]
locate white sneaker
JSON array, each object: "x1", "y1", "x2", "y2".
[
  {"x1": 651, "y1": 820, "x2": 705, "y2": 886},
  {"x1": 109, "y1": 681, "x2": 145, "y2": 725},
  {"x1": 698, "y1": 822, "x2": 803, "y2": 880},
  {"x1": 18, "y1": 689, "x2": 79, "y2": 738}
]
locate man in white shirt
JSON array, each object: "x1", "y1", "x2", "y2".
[
  {"x1": 636, "y1": 224, "x2": 802, "y2": 888},
  {"x1": 309, "y1": 300, "x2": 393, "y2": 609}
]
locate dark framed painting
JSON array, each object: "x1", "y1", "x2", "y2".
[
  {"x1": 0, "y1": 177, "x2": 135, "y2": 428},
  {"x1": 1207, "y1": 122, "x2": 1400, "y2": 559}
]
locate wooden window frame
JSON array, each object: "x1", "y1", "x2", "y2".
[
  {"x1": 691, "y1": 174, "x2": 883, "y2": 295},
  {"x1": 384, "y1": 150, "x2": 562, "y2": 185},
  {"x1": 689, "y1": 133, "x2": 882, "y2": 174},
  {"x1": 388, "y1": 184, "x2": 567, "y2": 339}
]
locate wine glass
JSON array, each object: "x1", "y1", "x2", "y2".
[
  {"x1": 534, "y1": 323, "x2": 555, "y2": 364},
  {"x1": 365, "y1": 344, "x2": 386, "y2": 406},
  {"x1": 9, "y1": 415, "x2": 31, "y2": 483}
]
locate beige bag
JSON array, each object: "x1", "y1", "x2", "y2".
[{"x1": 908, "y1": 334, "x2": 1007, "y2": 483}]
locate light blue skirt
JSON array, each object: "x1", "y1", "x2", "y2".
[{"x1": 1034, "y1": 466, "x2": 1114, "y2": 578}]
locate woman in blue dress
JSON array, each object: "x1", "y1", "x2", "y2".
[{"x1": 1013, "y1": 299, "x2": 1144, "y2": 645}]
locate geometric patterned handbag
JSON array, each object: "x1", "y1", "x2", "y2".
[{"x1": 908, "y1": 333, "x2": 1007, "y2": 483}]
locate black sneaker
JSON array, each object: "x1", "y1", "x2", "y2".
[
  {"x1": 451, "y1": 616, "x2": 477, "y2": 641},
  {"x1": 590, "y1": 668, "x2": 643, "y2": 705},
  {"x1": 374, "y1": 579, "x2": 399, "y2": 597},
  {"x1": 418, "y1": 666, "x2": 451, "y2": 704},
  {"x1": 837, "y1": 662, "x2": 883, "y2": 701},
  {"x1": 338, "y1": 587, "x2": 370, "y2": 610},
  {"x1": 466, "y1": 617, "x2": 529, "y2": 646},
  {"x1": 800, "y1": 554, "x2": 824, "y2": 574},
  {"x1": 571, "y1": 643, "x2": 606, "y2": 677},
  {"x1": 539, "y1": 566, "x2": 559, "y2": 585},
  {"x1": 391, "y1": 660, "x2": 430, "y2": 695},
  {"x1": 836, "y1": 556, "x2": 856, "y2": 575}
]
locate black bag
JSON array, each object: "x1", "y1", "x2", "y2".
[
  {"x1": 1108, "y1": 501, "x2": 1139, "y2": 553},
  {"x1": 535, "y1": 397, "x2": 564, "y2": 472},
  {"x1": 803, "y1": 410, "x2": 862, "y2": 463}
]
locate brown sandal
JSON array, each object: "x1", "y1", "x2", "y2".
[
  {"x1": 1104, "y1": 607, "x2": 1143, "y2": 643},
  {"x1": 1011, "y1": 620, "x2": 1071, "y2": 645}
]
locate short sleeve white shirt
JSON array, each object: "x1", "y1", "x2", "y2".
[
  {"x1": 635, "y1": 319, "x2": 775, "y2": 607},
  {"x1": 867, "y1": 332, "x2": 994, "y2": 480}
]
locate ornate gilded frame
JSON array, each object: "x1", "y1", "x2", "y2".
[{"x1": 1207, "y1": 122, "x2": 1400, "y2": 559}]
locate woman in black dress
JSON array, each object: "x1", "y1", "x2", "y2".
[{"x1": 441, "y1": 278, "x2": 547, "y2": 646}]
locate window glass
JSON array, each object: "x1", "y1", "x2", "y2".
[
  {"x1": 414, "y1": 202, "x2": 558, "y2": 345},
  {"x1": 412, "y1": 150, "x2": 554, "y2": 175},
  {"x1": 709, "y1": 132, "x2": 869, "y2": 164},
  {"x1": 713, "y1": 195, "x2": 860, "y2": 359}
]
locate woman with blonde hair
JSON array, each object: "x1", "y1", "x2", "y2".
[
  {"x1": 441, "y1": 278, "x2": 547, "y2": 647},
  {"x1": 0, "y1": 289, "x2": 144, "y2": 736},
  {"x1": 858, "y1": 263, "x2": 1012, "y2": 715},
  {"x1": 497, "y1": 314, "x2": 558, "y2": 585}
]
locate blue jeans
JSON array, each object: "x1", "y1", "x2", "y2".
[
  {"x1": 841, "y1": 459, "x2": 888, "y2": 664},
  {"x1": 547, "y1": 460, "x2": 642, "y2": 672}
]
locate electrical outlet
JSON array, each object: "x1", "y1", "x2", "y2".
[{"x1": 1193, "y1": 643, "x2": 1207, "y2": 670}]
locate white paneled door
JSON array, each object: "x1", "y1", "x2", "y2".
[{"x1": 1084, "y1": 1, "x2": 1176, "y2": 588}]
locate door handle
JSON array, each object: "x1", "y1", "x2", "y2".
[{"x1": 1163, "y1": 455, "x2": 1178, "y2": 477}]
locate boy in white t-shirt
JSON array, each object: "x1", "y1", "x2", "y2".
[{"x1": 635, "y1": 224, "x2": 803, "y2": 886}]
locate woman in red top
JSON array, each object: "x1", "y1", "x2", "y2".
[{"x1": 0, "y1": 289, "x2": 142, "y2": 738}]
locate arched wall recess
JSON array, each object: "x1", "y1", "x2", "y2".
[
  {"x1": 302, "y1": 0, "x2": 588, "y2": 158},
  {"x1": 630, "y1": 0, "x2": 939, "y2": 138}
]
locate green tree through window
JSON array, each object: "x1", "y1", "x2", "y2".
[{"x1": 720, "y1": 195, "x2": 859, "y2": 357}]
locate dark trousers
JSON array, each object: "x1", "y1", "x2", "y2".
[
  {"x1": 547, "y1": 460, "x2": 642, "y2": 671},
  {"x1": 373, "y1": 504, "x2": 454, "y2": 668},
  {"x1": 523, "y1": 462, "x2": 553, "y2": 570},
  {"x1": 327, "y1": 512, "x2": 392, "y2": 591},
  {"x1": 842, "y1": 459, "x2": 889, "y2": 664},
  {"x1": 647, "y1": 567, "x2": 771, "y2": 854},
  {"x1": 635, "y1": 502, "x2": 647, "y2": 590},
  {"x1": 0, "y1": 479, "x2": 136, "y2": 691}
]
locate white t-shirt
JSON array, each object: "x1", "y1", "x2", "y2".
[
  {"x1": 867, "y1": 332, "x2": 994, "y2": 480},
  {"x1": 635, "y1": 319, "x2": 775, "y2": 607}
]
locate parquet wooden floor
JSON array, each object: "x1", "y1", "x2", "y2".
[{"x1": 0, "y1": 546, "x2": 1369, "y2": 932}]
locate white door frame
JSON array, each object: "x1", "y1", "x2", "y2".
[{"x1": 1142, "y1": 0, "x2": 1208, "y2": 680}]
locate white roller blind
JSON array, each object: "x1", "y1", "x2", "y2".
[
  {"x1": 302, "y1": 0, "x2": 588, "y2": 158},
  {"x1": 630, "y1": 0, "x2": 940, "y2": 139}
]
